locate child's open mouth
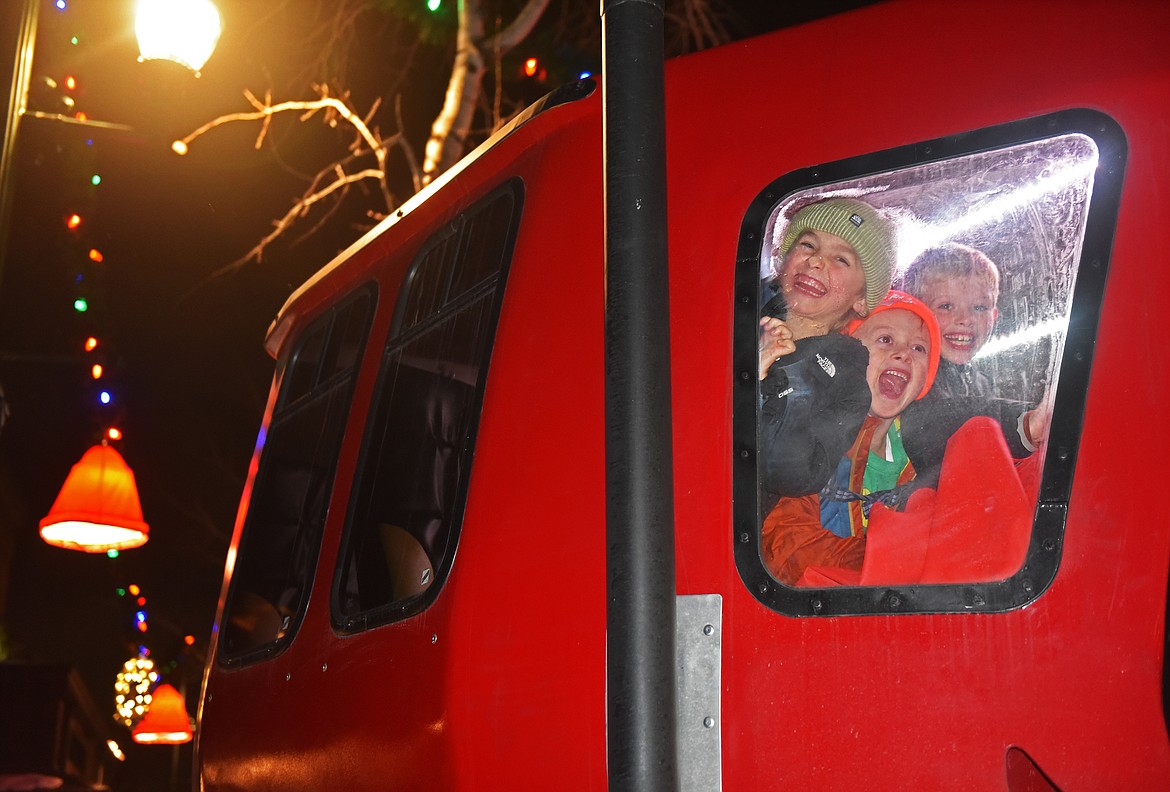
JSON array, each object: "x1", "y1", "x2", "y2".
[
  {"x1": 945, "y1": 332, "x2": 975, "y2": 350},
  {"x1": 877, "y1": 368, "x2": 910, "y2": 400},
  {"x1": 792, "y1": 274, "x2": 827, "y2": 298}
]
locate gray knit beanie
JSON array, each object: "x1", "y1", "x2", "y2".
[{"x1": 779, "y1": 198, "x2": 896, "y2": 314}]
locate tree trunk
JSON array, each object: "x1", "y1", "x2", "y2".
[{"x1": 422, "y1": 0, "x2": 551, "y2": 183}]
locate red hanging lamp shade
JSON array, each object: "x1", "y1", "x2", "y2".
[
  {"x1": 39, "y1": 443, "x2": 150, "y2": 553},
  {"x1": 131, "y1": 683, "x2": 193, "y2": 745}
]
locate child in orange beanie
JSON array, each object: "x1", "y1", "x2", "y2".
[{"x1": 761, "y1": 291, "x2": 941, "y2": 586}]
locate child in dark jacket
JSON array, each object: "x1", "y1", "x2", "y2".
[
  {"x1": 761, "y1": 291, "x2": 941, "y2": 585},
  {"x1": 757, "y1": 197, "x2": 896, "y2": 507},
  {"x1": 896, "y1": 243, "x2": 1050, "y2": 485}
]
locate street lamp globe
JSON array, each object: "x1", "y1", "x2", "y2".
[{"x1": 135, "y1": 0, "x2": 222, "y2": 75}]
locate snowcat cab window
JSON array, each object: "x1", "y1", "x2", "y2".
[
  {"x1": 219, "y1": 287, "x2": 375, "y2": 665},
  {"x1": 734, "y1": 110, "x2": 1126, "y2": 617},
  {"x1": 332, "y1": 179, "x2": 522, "y2": 632}
]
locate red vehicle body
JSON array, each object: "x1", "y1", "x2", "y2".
[{"x1": 196, "y1": 1, "x2": 1170, "y2": 789}]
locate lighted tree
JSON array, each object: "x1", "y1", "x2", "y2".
[{"x1": 174, "y1": 0, "x2": 729, "y2": 273}]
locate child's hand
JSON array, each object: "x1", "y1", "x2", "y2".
[
  {"x1": 759, "y1": 316, "x2": 795, "y2": 380},
  {"x1": 1022, "y1": 388, "x2": 1054, "y2": 448}
]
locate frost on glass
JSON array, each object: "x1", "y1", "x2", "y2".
[{"x1": 756, "y1": 134, "x2": 1098, "y2": 588}]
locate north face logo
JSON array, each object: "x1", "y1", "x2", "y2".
[
  {"x1": 816, "y1": 353, "x2": 836, "y2": 377},
  {"x1": 849, "y1": 213, "x2": 864, "y2": 227}
]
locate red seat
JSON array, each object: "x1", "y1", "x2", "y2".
[
  {"x1": 797, "y1": 417, "x2": 1037, "y2": 588},
  {"x1": 864, "y1": 416, "x2": 1033, "y2": 585}
]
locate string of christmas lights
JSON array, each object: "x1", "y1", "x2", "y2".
[
  {"x1": 44, "y1": 0, "x2": 125, "y2": 465},
  {"x1": 37, "y1": 0, "x2": 170, "y2": 733}
]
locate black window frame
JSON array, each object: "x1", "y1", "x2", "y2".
[
  {"x1": 217, "y1": 285, "x2": 377, "y2": 667},
  {"x1": 330, "y1": 177, "x2": 523, "y2": 633},
  {"x1": 733, "y1": 109, "x2": 1127, "y2": 617}
]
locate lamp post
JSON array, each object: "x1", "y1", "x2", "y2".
[{"x1": 0, "y1": 0, "x2": 40, "y2": 299}]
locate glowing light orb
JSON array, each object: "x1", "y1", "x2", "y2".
[{"x1": 135, "y1": 0, "x2": 222, "y2": 75}]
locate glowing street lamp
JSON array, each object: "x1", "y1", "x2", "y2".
[
  {"x1": 131, "y1": 683, "x2": 194, "y2": 744},
  {"x1": 39, "y1": 443, "x2": 150, "y2": 553},
  {"x1": 135, "y1": 0, "x2": 223, "y2": 75}
]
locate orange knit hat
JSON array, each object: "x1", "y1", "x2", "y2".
[{"x1": 846, "y1": 290, "x2": 941, "y2": 399}]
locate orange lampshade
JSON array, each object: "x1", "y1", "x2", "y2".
[
  {"x1": 39, "y1": 444, "x2": 149, "y2": 553},
  {"x1": 132, "y1": 683, "x2": 193, "y2": 744}
]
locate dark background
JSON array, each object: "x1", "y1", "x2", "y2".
[{"x1": 0, "y1": 1, "x2": 875, "y2": 788}]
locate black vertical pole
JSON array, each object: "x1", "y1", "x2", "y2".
[{"x1": 600, "y1": 1, "x2": 678, "y2": 790}]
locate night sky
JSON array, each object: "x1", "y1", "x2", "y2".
[{"x1": 0, "y1": 1, "x2": 874, "y2": 788}]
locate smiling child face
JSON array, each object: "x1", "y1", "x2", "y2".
[
  {"x1": 776, "y1": 229, "x2": 867, "y2": 333},
  {"x1": 852, "y1": 310, "x2": 932, "y2": 420},
  {"x1": 916, "y1": 273, "x2": 998, "y2": 365}
]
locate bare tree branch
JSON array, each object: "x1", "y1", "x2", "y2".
[
  {"x1": 175, "y1": 0, "x2": 730, "y2": 281},
  {"x1": 172, "y1": 83, "x2": 420, "y2": 268},
  {"x1": 485, "y1": 0, "x2": 550, "y2": 52},
  {"x1": 210, "y1": 166, "x2": 384, "y2": 278}
]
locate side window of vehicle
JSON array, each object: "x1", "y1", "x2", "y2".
[
  {"x1": 332, "y1": 179, "x2": 523, "y2": 632},
  {"x1": 734, "y1": 110, "x2": 1126, "y2": 616},
  {"x1": 219, "y1": 287, "x2": 375, "y2": 664}
]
